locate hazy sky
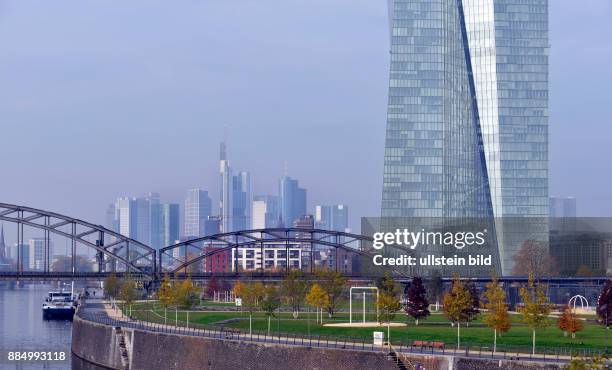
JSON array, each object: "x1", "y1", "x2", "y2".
[{"x1": 1, "y1": 0, "x2": 611, "y2": 231}]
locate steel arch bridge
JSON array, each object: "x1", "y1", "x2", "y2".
[
  {"x1": 0, "y1": 203, "x2": 402, "y2": 281},
  {"x1": 0, "y1": 203, "x2": 156, "y2": 277},
  {"x1": 159, "y1": 228, "x2": 379, "y2": 276}
]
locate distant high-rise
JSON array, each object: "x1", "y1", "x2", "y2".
[
  {"x1": 219, "y1": 141, "x2": 233, "y2": 233},
  {"x1": 105, "y1": 204, "x2": 118, "y2": 233},
  {"x1": 252, "y1": 195, "x2": 280, "y2": 229},
  {"x1": 550, "y1": 197, "x2": 577, "y2": 218},
  {"x1": 116, "y1": 197, "x2": 136, "y2": 239},
  {"x1": 382, "y1": 0, "x2": 549, "y2": 274},
  {"x1": 315, "y1": 205, "x2": 349, "y2": 232},
  {"x1": 149, "y1": 192, "x2": 162, "y2": 249},
  {"x1": 160, "y1": 203, "x2": 180, "y2": 247},
  {"x1": 113, "y1": 194, "x2": 159, "y2": 245},
  {"x1": 232, "y1": 171, "x2": 253, "y2": 231},
  {"x1": 279, "y1": 176, "x2": 307, "y2": 227},
  {"x1": 293, "y1": 215, "x2": 315, "y2": 242},
  {"x1": 134, "y1": 196, "x2": 152, "y2": 245},
  {"x1": 13, "y1": 243, "x2": 29, "y2": 270},
  {"x1": 184, "y1": 189, "x2": 212, "y2": 238},
  {"x1": 203, "y1": 216, "x2": 221, "y2": 236},
  {"x1": 219, "y1": 141, "x2": 253, "y2": 232},
  {"x1": 28, "y1": 238, "x2": 52, "y2": 271}
]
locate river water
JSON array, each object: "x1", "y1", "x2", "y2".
[{"x1": 0, "y1": 283, "x2": 73, "y2": 369}]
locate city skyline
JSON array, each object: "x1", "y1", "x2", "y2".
[
  {"x1": 1, "y1": 1, "x2": 611, "y2": 233},
  {"x1": 103, "y1": 142, "x2": 352, "y2": 247}
]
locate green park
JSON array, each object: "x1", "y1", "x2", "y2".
[{"x1": 102, "y1": 270, "x2": 612, "y2": 357}]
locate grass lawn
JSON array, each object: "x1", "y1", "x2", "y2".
[{"x1": 128, "y1": 301, "x2": 610, "y2": 353}]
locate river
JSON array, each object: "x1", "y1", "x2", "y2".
[{"x1": 0, "y1": 283, "x2": 73, "y2": 369}]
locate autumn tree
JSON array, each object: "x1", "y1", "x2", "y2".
[
  {"x1": 306, "y1": 283, "x2": 329, "y2": 324},
  {"x1": 176, "y1": 277, "x2": 198, "y2": 309},
  {"x1": 281, "y1": 270, "x2": 309, "y2": 318},
  {"x1": 158, "y1": 274, "x2": 175, "y2": 324},
  {"x1": 119, "y1": 278, "x2": 137, "y2": 317},
  {"x1": 378, "y1": 291, "x2": 401, "y2": 346},
  {"x1": 104, "y1": 273, "x2": 120, "y2": 299},
  {"x1": 376, "y1": 273, "x2": 398, "y2": 295},
  {"x1": 596, "y1": 280, "x2": 612, "y2": 327},
  {"x1": 558, "y1": 305, "x2": 584, "y2": 339},
  {"x1": 482, "y1": 273, "x2": 511, "y2": 352},
  {"x1": 512, "y1": 240, "x2": 557, "y2": 277},
  {"x1": 242, "y1": 282, "x2": 265, "y2": 334},
  {"x1": 519, "y1": 273, "x2": 553, "y2": 355},
  {"x1": 405, "y1": 277, "x2": 430, "y2": 325},
  {"x1": 442, "y1": 277, "x2": 473, "y2": 349},
  {"x1": 261, "y1": 285, "x2": 281, "y2": 335},
  {"x1": 315, "y1": 268, "x2": 347, "y2": 317},
  {"x1": 233, "y1": 281, "x2": 245, "y2": 299}
]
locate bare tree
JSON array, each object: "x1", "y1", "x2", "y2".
[{"x1": 512, "y1": 240, "x2": 557, "y2": 277}]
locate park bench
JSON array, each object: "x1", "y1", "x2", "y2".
[{"x1": 412, "y1": 340, "x2": 444, "y2": 350}]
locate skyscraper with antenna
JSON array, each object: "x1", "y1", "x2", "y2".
[
  {"x1": 219, "y1": 141, "x2": 253, "y2": 232},
  {"x1": 219, "y1": 141, "x2": 233, "y2": 233}
]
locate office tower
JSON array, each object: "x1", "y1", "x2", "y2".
[
  {"x1": 219, "y1": 141, "x2": 233, "y2": 233},
  {"x1": 550, "y1": 197, "x2": 577, "y2": 218},
  {"x1": 252, "y1": 195, "x2": 280, "y2": 229},
  {"x1": 13, "y1": 243, "x2": 29, "y2": 270},
  {"x1": 232, "y1": 171, "x2": 253, "y2": 231},
  {"x1": 160, "y1": 203, "x2": 180, "y2": 247},
  {"x1": 184, "y1": 189, "x2": 212, "y2": 238},
  {"x1": 105, "y1": 204, "x2": 118, "y2": 233},
  {"x1": 149, "y1": 192, "x2": 162, "y2": 250},
  {"x1": 116, "y1": 197, "x2": 136, "y2": 239},
  {"x1": 203, "y1": 216, "x2": 221, "y2": 236},
  {"x1": 279, "y1": 176, "x2": 307, "y2": 227},
  {"x1": 134, "y1": 196, "x2": 151, "y2": 245},
  {"x1": 113, "y1": 195, "x2": 155, "y2": 245},
  {"x1": 219, "y1": 141, "x2": 253, "y2": 233},
  {"x1": 28, "y1": 238, "x2": 52, "y2": 271},
  {"x1": 315, "y1": 205, "x2": 349, "y2": 232},
  {"x1": 382, "y1": 0, "x2": 549, "y2": 274}
]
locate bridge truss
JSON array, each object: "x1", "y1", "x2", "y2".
[
  {"x1": 0, "y1": 203, "x2": 156, "y2": 277},
  {"x1": 159, "y1": 228, "x2": 379, "y2": 276}
]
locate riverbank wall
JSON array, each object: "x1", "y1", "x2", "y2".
[{"x1": 72, "y1": 314, "x2": 562, "y2": 370}]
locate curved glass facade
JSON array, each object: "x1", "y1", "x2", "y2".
[{"x1": 382, "y1": 0, "x2": 549, "y2": 274}]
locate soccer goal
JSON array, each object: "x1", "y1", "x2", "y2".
[{"x1": 349, "y1": 286, "x2": 379, "y2": 324}]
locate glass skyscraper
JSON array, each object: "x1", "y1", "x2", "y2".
[
  {"x1": 279, "y1": 176, "x2": 307, "y2": 228},
  {"x1": 382, "y1": 0, "x2": 548, "y2": 274},
  {"x1": 219, "y1": 142, "x2": 253, "y2": 233},
  {"x1": 184, "y1": 189, "x2": 212, "y2": 238}
]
